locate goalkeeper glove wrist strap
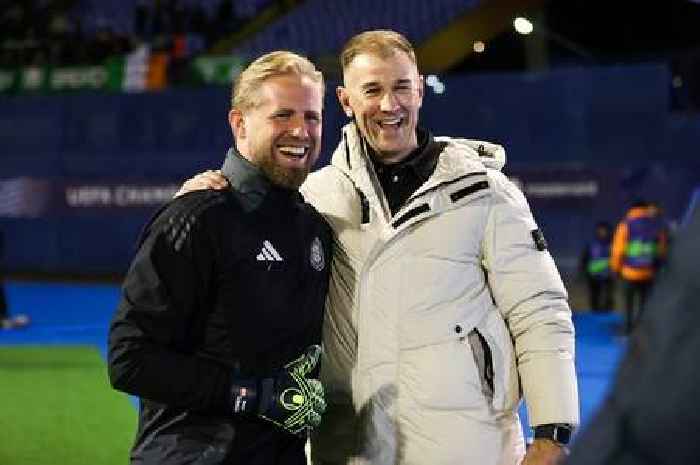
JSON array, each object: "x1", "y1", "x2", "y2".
[{"x1": 230, "y1": 378, "x2": 259, "y2": 415}]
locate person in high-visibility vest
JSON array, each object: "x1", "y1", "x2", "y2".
[
  {"x1": 611, "y1": 201, "x2": 668, "y2": 333},
  {"x1": 581, "y1": 222, "x2": 614, "y2": 312}
]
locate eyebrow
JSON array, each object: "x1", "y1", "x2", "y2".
[
  {"x1": 270, "y1": 108, "x2": 321, "y2": 117},
  {"x1": 360, "y1": 81, "x2": 380, "y2": 90},
  {"x1": 360, "y1": 78, "x2": 413, "y2": 90}
]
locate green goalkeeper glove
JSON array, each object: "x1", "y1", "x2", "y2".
[{"x1": 230, "y1": 345, "x2": 326, "y2": 436}]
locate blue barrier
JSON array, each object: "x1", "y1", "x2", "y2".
[{"x1": 1, "y1": 64, "x2": 698, "y2": 274}]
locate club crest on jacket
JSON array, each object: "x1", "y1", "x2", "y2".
[{"x1": 310, "y1": 237, "x2": 325, "y2": 271}]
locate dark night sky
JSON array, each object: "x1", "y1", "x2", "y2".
[{"x1": 454, "y1": 0, "x2": 700, "y2": 71}]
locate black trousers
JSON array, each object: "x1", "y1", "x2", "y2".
[
  {"x1": 624, "y1": 279, "x2": 652, "y2": 333},
  {"x1": 587, "y1": 277, "x2": 614, "y2": 312}
]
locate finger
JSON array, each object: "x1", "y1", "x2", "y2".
[
  {"x1": 307, "y1": 379, "x2": 326, "y2": 412},
  {"x1": 314, "y1": 396, "x2": 326, "y2": 414},
  {"x1": 301, "y1": 345, "x2": 322, "y2": 375},
  {"x1": 308, "y1": 378, "x2": 323, "y2": 396},
  {"x1": 186, "y1": 175, "x2": 224, "y2": 190},
  {"x1": 285, "y1": 344, "x2": 322, "y2": 374},
  {"x1": 199, "y1": 172, "x2": 228, "y2": 188},
  {"x1": 306, "y1": 410, "x2": 322, "y2": 428}
]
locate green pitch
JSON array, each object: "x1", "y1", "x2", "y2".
[{"x1": 0, "y1": 346, "x2": 137, "y2": 465}]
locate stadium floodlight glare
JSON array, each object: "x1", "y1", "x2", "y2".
[
  {"x1": 473, "y1": 41, "x2": 486, "y2": 53},
  {"x1": 514, "y1": 17, "x2": 534, "y2": 35},
  {"x1": 425, "y1": 75, "x2": 445, "y2": 95},
  {"x1": 425, "y1": 74, "x2": 438, "y2": 86}
]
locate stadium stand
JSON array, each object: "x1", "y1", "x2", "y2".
[
  {"x1": 0, "y1": 0, "x2": 276, "y2": 67},
  {"x1": 231, "y1": 0, "x2": 482, "y2": 59}
]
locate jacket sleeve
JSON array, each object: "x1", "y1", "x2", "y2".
[
  {"x1": 107, "y1": 197, "x2": 232, "y2": 413},
  {"x1": 483, "y1": 171, "x2": 579, "y2": 427}
]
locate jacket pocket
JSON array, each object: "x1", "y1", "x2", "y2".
[
  {"x1": 475, "y1": 311, "x2": 521, "y2": 412},
  {"x1": 401, "y1": 336, "x2": 486, "y2": 410},
  {"x1": 467, "y1": 328, "x2": 494, "y2": 401}
]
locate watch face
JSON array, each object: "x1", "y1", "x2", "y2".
[
  {"x1": 534, "y1": 424, "x2": 573, "y2": 445},
  {"x1": 554, "y1": 426, "x2": 572, "y2": 445}
]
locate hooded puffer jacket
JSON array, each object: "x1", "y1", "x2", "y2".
[{"x1": 302, "y1": 123, "x2": 579, "y2": 465}]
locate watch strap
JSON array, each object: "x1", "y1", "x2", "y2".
[{"x1": 533, "y1": 424, "x2": 573, "y2": 445}]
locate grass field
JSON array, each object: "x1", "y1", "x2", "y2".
[
  {"x1": 0, "y1": 345, "x2": 137, "y2": 465},
  {"x1": 0, "y1": 281, "x2": 626, "y2": 464}
]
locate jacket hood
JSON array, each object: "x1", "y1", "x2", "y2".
[{"x1": 435, "y1": 137, "x2": 506, "y2": 171}]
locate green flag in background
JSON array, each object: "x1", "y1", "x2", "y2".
[{"x1": 191, "y1": 55, "x2": 246, "y2": 85}]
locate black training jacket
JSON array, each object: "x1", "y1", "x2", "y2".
[{"x1": 108, "y1": 149, "x2": 332, "y2": 465}]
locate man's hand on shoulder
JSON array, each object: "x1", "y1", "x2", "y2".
[
  {"x1": 521, "y1": 439, "x2": 567, "y2": 465},
  {"x1": 175, "y1": 170, "x2": 229, "y2": 198}
]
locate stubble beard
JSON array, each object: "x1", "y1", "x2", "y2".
[{"x1": 258, "y1": 148, "x2": 309, "y2": 190}]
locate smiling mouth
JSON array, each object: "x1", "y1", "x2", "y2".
[
  {"x1": 277, "y1": 145, "x2": 310, "y2": 159},
  {"x1": 376, "y1": 116, "x2": 405, "y2": 130}
]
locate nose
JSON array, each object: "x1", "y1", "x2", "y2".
[
  {"x1": 289, "y1": 116, "x2": 310, "y2": 139},
  {"x1": 380, "y1": 91, "x2": 400, "y2": 112}
]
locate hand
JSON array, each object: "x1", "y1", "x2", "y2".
[
  {"x1": 521, "y1": 439, "x2": 567, "y2": 465},
  {"x1": 231, "y1": 345, "x2": 326, "y2": 436},
  {"x1": 174, "y1": 170, "x2": 229, "y2": 198}
]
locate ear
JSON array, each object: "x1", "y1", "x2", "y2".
[
  {"x1": 336, "y1": 85, "x2": 353, "y2": 118},
  {"x1": 416, "y1": 75, "x2": 425, "y2": 107},
  {"x1": 229, "y1": 109, "x2": 245, "y2": 140}
]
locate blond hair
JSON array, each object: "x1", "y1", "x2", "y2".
[
  {"x1": 231, "y1": 51, "x2": 324, "y2": 111},
  {"x1": 340, "y1": 30, "x2": 417, "y2": 72}
]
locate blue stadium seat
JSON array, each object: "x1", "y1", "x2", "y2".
[{"x1": 232, "y1": 0, "x2": 482, "y2": 59}]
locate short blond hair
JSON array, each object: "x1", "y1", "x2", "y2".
[
  {"x1": 340, "y1": 30, "x2": 417, "y2": 72},
  {"x1": 231, "y1": 51, "x2": 324, "y2": 111}
]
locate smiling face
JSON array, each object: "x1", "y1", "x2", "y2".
[
  {"x1": 230, "y1": 73, "x2": 323, "y2": 189},
  {"x1": 337, "y1": 50, "x2": 424, "y2": 164}
]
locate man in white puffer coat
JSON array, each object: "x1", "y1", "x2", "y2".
[
  {"x1": 177, "y1": 30, "x2": 579, "y2": 465},
  {"x1": 304, "y1": 30, "x2": 578, "y2": 465}
]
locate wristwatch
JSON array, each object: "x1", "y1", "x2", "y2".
[{"x1": 533, "y1": 424, "x2": 573, "y2": 445}]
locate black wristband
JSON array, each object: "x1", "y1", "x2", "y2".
[{"x1": 533, "y1": 424, "x2": 573, "y2": 445}]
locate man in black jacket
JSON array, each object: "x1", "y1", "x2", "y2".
[
  {"x1": 108, "y1": 51, "x2": 332, "y2": 465},
  {"x1": 566, "y1": 204, "x2": 700, "y2": 464}
]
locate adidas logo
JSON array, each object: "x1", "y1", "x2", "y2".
[{"x1": 256, "y1": 240, "x2": 283, "y2": 262}]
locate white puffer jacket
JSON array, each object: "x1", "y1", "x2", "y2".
[{"x1": 302, "y1": 123, "x2": 579, "y2": 465}]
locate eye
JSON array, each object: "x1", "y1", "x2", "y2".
[
  {"x1": 272, "y1": 111, "x2": 292, "y2": 119},
  {"x1": 364, "y1": 88, "x2": 380, "y2": 96},
  {"x1": 394, "y1": 84, "x2": 412, "y2": 94},
  {"x1": 305, "y1": 113, "x2": 321, "y2": 123}
]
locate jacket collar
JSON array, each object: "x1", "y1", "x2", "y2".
[
  {"x1": 332, "y1": 122, "x2": 506, "y2": 192},
  {"x1": 220, "y1": 147, "x2": 296, "y2": 209},
  {"x1": 330, "y1": 123, "x2": 502, "y2": 230},
  {"x1": 370, "y1": 127, "x2": 442, "y2": 182}
]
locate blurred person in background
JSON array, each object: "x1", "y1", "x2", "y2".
[
  {"x1": 108, "y1": 51, "x2": 331, "y2": 465},
  {"x1": 611, "y1": 200, "x2": 667, "y2": 333},
  {"x1": 566, "y1": 204, "x2": 700, "y2": 465},
  {"x1": 0, "y1": 228, "x2": 29, "y2": 330},
  {"x1": 177, "y1": 29, "x2": 578, "y2": 465},
  {"x1": 580, "y1": 221, "x2": 614, "y2": 312}
]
